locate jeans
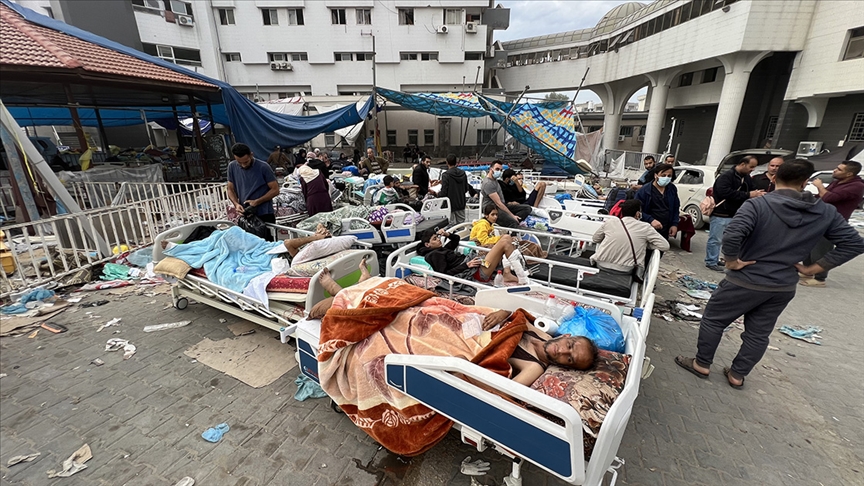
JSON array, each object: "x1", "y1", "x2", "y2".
[
  {"x1": 497, "y1": 204, "x2": 533, "y2": 228},
  {"x1": 704, "y1": 216, "x2": 732, "y2": 266}
]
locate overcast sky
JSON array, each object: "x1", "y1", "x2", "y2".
[{"x1": 496, "y1": 0, "x2": 644, "y2": 103}]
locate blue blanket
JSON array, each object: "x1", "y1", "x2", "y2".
[{"x1": 164, "y1": 226, "x2": 283, "y2": 293}]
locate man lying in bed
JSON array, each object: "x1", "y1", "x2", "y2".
[
  {"x1": 315, "y1": 267, "x2": 598, "y2": 387},
  {"x1": 416, "y1": 228, "x2": 530, "y2": 285}
]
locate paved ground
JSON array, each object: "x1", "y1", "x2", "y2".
[{"x1": 1, "y1": 226, "x2": 862, "y2": 486}]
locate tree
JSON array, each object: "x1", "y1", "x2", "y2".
[{"x1": 544, "y1": 92, "x2": 569, "y2": 101}]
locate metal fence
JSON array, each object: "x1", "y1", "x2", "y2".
[
  {"x1": 0, "y1": 183, "x2": 228, "y2": 299},
  {"x1": 65, "y1": 181, "x2": 225, "y2": 211}
]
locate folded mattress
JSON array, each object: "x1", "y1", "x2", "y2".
[{"x1": 530, "y1": 254, "x2": 633, "y2": 298}]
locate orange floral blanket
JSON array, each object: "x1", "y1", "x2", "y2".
[{"x1": 318, "y1": 277, "x2": 527, "y2": 456}]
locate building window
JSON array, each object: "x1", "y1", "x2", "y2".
[
  {"x1": 169, "y1": 0, "x2": 192, "y2": 16},
  {"x1": 400, "y1": 53, "x2": 417, "y2": 61},
  {"x1": 444, "y1": 8, "x2": 462, "y2": 25},
  {"x1": 849, "y1": 113, "x2": 864, "y2": 142},
  {"x1": 132, "y1": 0, "x2": 162, "y2": 11},
  {"x1": 271, "y1": 52, "x2": 308, "y2": 62},
  {"x1": 702, "y1": 67, "x2": 718, "y2": 83},
  {"x1": 424, "y1": 129, "x2": 434, "y2": 145},
  {"x1": 224, "y1": 52, "x2": 241, "y2": 62},
  {"x1": 334, "y1": 53, "x2": 352, "y2": 62},
  {"x1": 143, "y1": 43, "x2": 201, "y2": 67},
  {"x1": 218, "y1": 8, "x2": 234, "y2": 25},
  {"x1": 619, "y1": 126, "x2": 634, "y2": 137},
  {"x1": 290, "y1": 52, "x2": 308, "y2": 61},
  {"x1": 262, "y1": 8, "x2": 278, "y2": 25},
  {"x1": 407, "y1": 129, "x2": 419, "y2": 145},
  {"x1": 422, "y1": 52, "x2": 438, "y2": 61},
  {"x1": 331, "y1": 8, "x2": 346, "y2": 25},
  {"x1": 325, "y1": 132, "x2": 336, "y2": 146},
  {"x1": 386, "y1": 130, "x2": 397, "y2": 145},
  {"x1": 398, "y1": 8, "x2": 414, "y2": 25},
  {"x1": 287, "y1": 8, "x2": 304, "y2": 25},
  {"x1": 843, "y1": 27, "x2": 864, "y2": 61},
  {"x1": 356, "y1": 8, "x2": 371, "y2": 25},
  {"x1": 466, "y1": 12, "x2": 481, "y2": 22},
  {"x1": 400, "y1": 52, "x2": 437, "y2": 61},
  {"x1": 43, "y1": 6, "x2": 53, "y2": 18},
  {"x1": 355, "y1": 53, "x2": 373, "y2": 61},
  {"x1": 477, "y1": 129, "x2": 496, "y2": 144},
  {"x1": 465, "y1": 52, "x2": 483, "y2": 61},
  {"x1": 679, "y1": 72, "x2": 694, "y2": 87},
  {"x1": 764, "y1": 115, "x2": 779, "y2": 140}
]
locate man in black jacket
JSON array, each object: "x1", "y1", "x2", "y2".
[
  {"x1": 704, "y1": 156, "x2": 765, "y2": 271},
  {"x1": 438, "y1": 154, "x2": 472, "y2": 224},
  {"x1": 412, "y1": 156, "x2": 434, "y2": 198},
  {"x1": 677, "y1": 159, "x2": 864, "y2": 389}
]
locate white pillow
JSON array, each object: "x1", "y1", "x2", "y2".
[{"x1": 291, "y1": 235, "x2": 357, "y2": 265}]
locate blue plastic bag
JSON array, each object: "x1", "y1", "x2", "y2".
[{"x1": 557, "y1": 307, "x2": 626, "y2": 353}]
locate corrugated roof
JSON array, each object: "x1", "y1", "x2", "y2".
[{"x1": 0, "y1": 3, "x2": 215, "y2": 88}]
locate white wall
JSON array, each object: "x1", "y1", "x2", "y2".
[
  {"x1": 784, "y1": 0, "x2": 864, "y2": 100},
  {"x1": 133, "y1": 5, "x2": 222, "y2": 80}
]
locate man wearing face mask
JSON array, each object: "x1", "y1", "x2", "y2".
[
  {"x1": 676, "y1": 159, "x2": 864, "y2": 389},
  {"x1": 481, "y1": 161, "x2": 532, "y2": 228},
  {"x1": 634, "y1": 163, "x2": 680, "y2": 241},
  {"x1": 705, "y1": 156, "x2": 764, "y2": 272}
]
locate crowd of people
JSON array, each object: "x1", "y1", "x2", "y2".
[{"x1": 224, "y1": 141, "x2": 864, "y2": 387}]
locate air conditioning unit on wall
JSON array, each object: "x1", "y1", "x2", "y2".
[
  {"x1": 466, "y1": 22, "x2": 477, "y2": 33},
  {"x1": 618, "y1": 135, "x2": 626, "y2": 142},
  {"x1": 796, "y1": 141, "x2": 823, "y2": 157},
  {"x1": 177, "y1": 14, "x2": 194, "y2": 26},
  {"x1": 437, "y1": 25, "x2": 449, "y2": 34}
]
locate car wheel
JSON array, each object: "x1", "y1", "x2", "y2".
[{"x1": 684, "y1": 204, "x2": 704, "y2": 229}]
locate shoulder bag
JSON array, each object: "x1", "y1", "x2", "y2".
[{"x1": 619, "y1": 218, "x2": 644, "y2": 283}]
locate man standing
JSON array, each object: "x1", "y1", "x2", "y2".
[
  {"x1": 360, "y1": 148, "x2": 389, "y2": 176},
  {"x1": 705, "y1": 156, "x2": 765, "y2": 271},
  {"x1": 636, "y1": 155, "x2": 656, "y2": 187},
  {"x1": 439, "y1": 154, "x2": 470, "y2": 224},
  {"x1": 227, "y1": 143, "x2": 280, "y2": 240},
  {"x1": 751, "y1": 156, "x2": 784, "y2": 192},
  {"x1": 412, "y1": 156, "x2": 434, "y2": 198},
  {"x1": 800, "y1": 160, "x2": 864, "y2": 287},
  {"x1": 481, "y1": 161, "x2": 532, "y2": 228},
  {"x1": 266, "y1": 145, "x2": 291, "y2": 173},
  {"x1": 676, "y1": 159, "x2": 864, "y2": 388},
  {"x1": 664, "y1": 154, "x2": 675, "y2": 165}
]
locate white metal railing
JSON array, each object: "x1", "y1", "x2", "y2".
[
  {"x1": 64, "y1": 181, "x2": 224, "y2": 211},
  {"x1": 1, "y1": 184, "x2": 229, "y2": 298}
]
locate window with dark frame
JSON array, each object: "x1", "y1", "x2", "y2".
[
  {"x1": 386, "y1": 130, "x2": 397, "y2": 145},
  {"x1": 287, "y1": 9, "x2": 304, "y2": 25},
  {"x1": 408, "y1": 130, "x2": 419, "y2": 146},
  {"x1": 132, "y1": 0, "x2": 162, "y2": 11},
  {"x1": 477, "y1": 129, "x2": 496, "y2": 144},
  {"x1": 465, "y1": 52, "x2": 483, "y2": 61},
  {"x1": 679, "y1": 72, "x2": 694, "y2": 87},
  {"x1": 262, "y1": 8, "x2": 278, "y2": 25},
  {"x1": 764, "y1": 115, "x2": 779, "y2": 140},
  {"x1": 619, "y1": 126, "x2": 634, "y2": 137},
  {"x1": 331, "y1": 8, "x2": 346, "y2": 25},
  {"x1": 702, "y1": 67, "x2": 719, "y2": 83},
  {"x1": 224, "y1": 52, "x2": 241, "y2": 62},
  {"x1": 325, "y1": 133, "x2": 336, "y2": 146},
  {"x1": 849, "y1": 113, "x2": 864, "y2": 142},
  {"x1": 398, "y1": 8, "x2": 414, "y2": 25},
  {"x1": 334, "y1": 53, "x2": 352, "y2": 62},
  {"x1": 218, "y1": 8, "x2": 234, "y2": 25},
  {"x1": 444, "y1": 9, "x2": 462, "y2": 25},
  {"x1": 424, "y1": 130, "x2": 434, "y2": 145},
  {"x1": 169, "y1": 0, "x2": 192, "y2": 16},
  {"x1": 356, "y1": 8, "x2": 371, "y2": 25},
  {"x1": 843, "y1": 27, "x2": 864, "y2": 60},
  {"x1": 355, "y1": 53, "x2": 373, "y2": 61}
]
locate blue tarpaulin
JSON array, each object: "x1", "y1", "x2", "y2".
[{"x1": 1, "y1": 0, "x2": 372, "y2": 157}]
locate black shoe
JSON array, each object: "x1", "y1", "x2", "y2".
[{"x1": 706, "y1": 264, "x2": 725, "y2": 272}]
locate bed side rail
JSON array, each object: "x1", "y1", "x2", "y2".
[
  {"x1": 340, "y1": 218, "x2": 383, "y2": 245},
  {"x1": 420, "y1": 197, "x2": 452, "y2": 220},
  {"x1": 384, "y1": 354, "x2": 586, "y2": 484},
  {"x1": 639, "y1": 250, "x2": 661, "y2": 308},
  {"x1": 305, "y1": 249, "x2": 379, "y2": 310}
]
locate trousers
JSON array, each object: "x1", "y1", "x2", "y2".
[
  {"x1": 695, "y1": 279, "x2": 795, "y2": 377},
  {"x1": 704, "y1": 216, "x2": 732, "y2": 266}
]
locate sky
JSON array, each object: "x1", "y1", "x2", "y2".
[{"x1": 496, "y1": 0, "x2": 646, "y2": 103}]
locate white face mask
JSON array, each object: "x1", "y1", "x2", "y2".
[
  {"x1": 657, "y1": 176, "x2": 672, "y2": 187},
  {"x1": 492, "y1": 170, "x2": 503, "y2": 179}
]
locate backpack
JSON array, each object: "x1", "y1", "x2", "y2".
[
  {"x1": 610, "y1": 199, "x2": 627, "y2": 218},
  {"x1": 604, "y1": 187, "x2": 636, "y2": 212}
]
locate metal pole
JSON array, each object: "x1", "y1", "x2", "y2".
[
  {"x1": 0, "y1": 124, "x2": 40, "y2": 223},
  {"x1": 93, "y1": 107, "x2": 110, "y2": 153},
  {"x1": 460, "y1": 65, "x2": 482, "y2": 148},
  {"x1": 459, "y1": 75, "x2": 465, "y2": 154},
  {"x1": 63, "y1": 85, "x2": 89, "y2": 152},
  {"x1": 665, "y1": 117, "x2": 676, "y2": 155},
  {"x1": 476, "y1": 85, "x2": 530, "y2": 161},
  {"x1": 140, "y1": 109, "x2": 154, "y2": 147},
  {"x1": 371, "y1": 34, "x2": 382, "y2": 155},
  {"x1": 568, "y1": 68, "x2": 590, "y2": 135}
]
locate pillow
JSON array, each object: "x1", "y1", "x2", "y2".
[
  {"x1": 287, "y1": 250, "x2": 354, "y2": 277},
  {"x1": 292, "y1": 236, "x2": 357, "y2": 265},
  {"x1": 153, "y1": 257, "x2": 192, "y2": 279},
  {"x1": 530, "y1": 349, "x2": 631, "y2": 457}
]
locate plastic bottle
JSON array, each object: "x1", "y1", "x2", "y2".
[
  {"x1": 559, "y1": 302, "x2": 576, "y2": 322},
  {"x1": 544, "y1": 294, "x2": 560, "y2": 319},
  {"x1": 493, "y1": 270, "x2": 504, "y2": 287}
]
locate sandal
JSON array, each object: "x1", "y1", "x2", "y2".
[
  {"x1": 675, "y1": 356, "x2": 709, "y2": 379},
  {"x1": 723, "y1": 367, "x2": 744, "y2": 389}
]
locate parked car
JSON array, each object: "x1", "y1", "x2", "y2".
[{"x1": 675, "y1": 149, "x2": 795, "y2": 229}]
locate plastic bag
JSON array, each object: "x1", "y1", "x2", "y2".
[
  {"x1": 238, "y1": 210, "x2": 269, "y2": 240},
  {"x1": 557, "y1": 307, "x2": 626, "y2": 353},
  {"x1": 126, "y1": 247, "x2": 153, "y2": 268}
]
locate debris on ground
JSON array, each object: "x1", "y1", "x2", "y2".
[
  {"x1": 767, "y1": 345, "x2": 780, "y2": 351},
  {"x1": 90, "y1": 358, "x2": 104, "y2": 366},
  {"x1": 294, "y1": 375, "x2": 328, "y2": 401},
  {"x1": 686, "y1": 289, "x2": 713, "y2": 300},
  {"x1": 143, "y1": 321, "x2": 191, "y2": 332},
  {"x1": 676, "y1": 275, "x2": 717, "y2": 292},
  {"x1": 778, "y1": 325, "x2": 822, "y2": 345},
  {"x1": 27, "y1": 329, "x2": 39, "y2": 339},
  {"x1": 96, "y1": 318, "x2": 121, "y2": 333},
  {"x1": 762, "y1": 364, "x2": 782, "y2": 372},
  {"x1": 80, "y1": 300, "x2": 108, "y2": 308},
  {"x1": 41, "y1": 322, "x2": 68, "y2": 334},
  {"x1": 46, "y1": 444, "x2": 91, "y2": 478},
  {"x1": 653, "y1": 299, "x2": 703, "y2": 322},
  {"x1": 460, "y1": 456, "x2": 491, "y2": 476},
  {"x1": 201, "y1": 423, "x2": 230, "y2": 443},
  {"x1": 7, "y1": 452, "x2": 40, "y2": 466},
  {"x1": 0, "y1": 288, "x2": 56, "y2": 315},
  {"x1": 174, "y1": 477, "x2": 195, "y2": 486},
  {"x1": 105, "y1": 338, "x2": 136, "y2": 359}
]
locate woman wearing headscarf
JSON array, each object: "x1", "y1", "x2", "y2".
[{"x1": 298, "y1": 161, "x2": 333, "y2": 217}]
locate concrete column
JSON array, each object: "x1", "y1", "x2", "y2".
[
  {"x1": 705, "y1": 52, "x2": 772, "y2": 166},
  {"x1": 602, "y1": 111, "x2": 622, "y2": 153},
  {"x1": 596, "y1": 77, "x2": 647, "y2": 154},
  {"x1": 642, "y1": 84, "x2": 669, "y2": 154}
]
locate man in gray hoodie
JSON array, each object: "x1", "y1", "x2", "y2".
[{"x1": 676, "y1": 159, "x2": 864, "y2": 389}]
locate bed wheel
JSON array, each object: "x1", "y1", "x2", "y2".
[
  {"x1": 330, "y1": 400, "x2": 344, "y2": 414},
  {"x1": 174, "y1": 297, "x2": 189, "y2": 310}
]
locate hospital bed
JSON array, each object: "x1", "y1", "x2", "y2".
[
  {"x1": 562, "y1": 198, "x2": 606, "y2": 214},
  {"x1": 152, "y1": 221, "x2": 378, "y2": 342},
  {"x1": 546, "y1": 210, "x2": 616, "y2": 240},
  {"x1": 339, "y1": 198, "x2": 451, "y2": 245},
  {"x1": 294, "y1": 284, "x2": 655, "y2": 485}
]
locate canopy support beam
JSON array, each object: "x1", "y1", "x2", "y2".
[{"x1": 63, "y1": 85, "x2": 89, "y2": 151}]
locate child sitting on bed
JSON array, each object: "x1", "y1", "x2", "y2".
[
  {"x1": 470, "y1": 204, "x2": 548, "y2": 259},
  {"x1": 417, "y1": 228, "x2": 529, "y2": 284}
]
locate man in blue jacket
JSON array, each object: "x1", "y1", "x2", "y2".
[
  {"x1": 705, "y1": 156, "x2": 765, "y2": 271},
  {"x1": 676, "y1": 159, "x2": 864, "y2": 389}
]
